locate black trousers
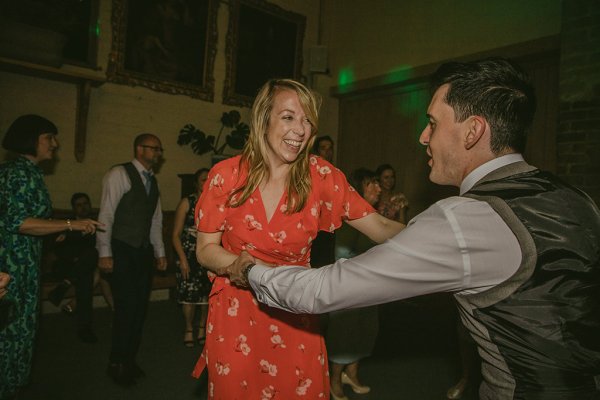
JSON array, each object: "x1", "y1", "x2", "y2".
[
  {"x1": 109, "y1": 239, "x2": 154, "y2": 366},
  {"x1": 73, "y1": 254, "x2": 96, "y2": 329}
]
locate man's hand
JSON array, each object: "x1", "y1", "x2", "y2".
[
  {"x1": 0, "y1": 272, "x2": 10, "y2": 299},
  {"x1": 156, "y1": 256, "x2": 168, "y2": 271},
  {"x1": 98, "y1": 257, "x2": 114, "y2": 273},
  {"x1": 226, "y1": 251, "x2": 256, "y2": 287}
]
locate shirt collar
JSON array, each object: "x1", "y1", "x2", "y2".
[
  {"x1": 460, "y1": 153, "x2": 524, "y2": 195},
  {"x1": 132, "y1": 159, "x2": 152, "y2": 175}
]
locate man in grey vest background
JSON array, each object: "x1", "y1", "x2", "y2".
[
  {"x1": 97, "y1": 133, "x2": 167, "y2": 386},
  {"x1": 231, "y1": 59, "x2": 600, "y2": 399}
]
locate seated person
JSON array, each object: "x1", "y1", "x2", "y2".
[{"x1": 47, "y1": 193, "x2": 110, "y2": 343}]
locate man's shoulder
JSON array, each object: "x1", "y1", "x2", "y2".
[{"x1": 422, "y1": 196, "x2": 491, "y2": 219}]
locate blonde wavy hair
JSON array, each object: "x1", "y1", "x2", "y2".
[{"x1": 229, "y1": 79, "x2": 321, "y2": 213}]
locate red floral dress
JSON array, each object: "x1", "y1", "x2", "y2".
[{"x1": 192, "y1": 155, "x2": 374, "y2": 399}]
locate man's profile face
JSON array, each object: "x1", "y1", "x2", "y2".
[
  {"x1": 419, "y1": 84, "x2": 468, "y2": 187},
  {"x1": 317, "y1": 139, "x2": 333, "y2": 162},
  {"x1": 73, "y1": 196, "x2": 91, "y2": 219}
]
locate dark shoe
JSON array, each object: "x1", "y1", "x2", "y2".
[
  {"x1": 106, "y1": 363, "x2": 136, "y2": 387},
  {"x1": 48, "y1": 282, "x2": 70, "y2": 306},
  {"x1": 78, "y1": 327, "x2": 98, "y2": 343},
  {"x1": 131, "y1": 363, "x2": 146, "y2": 379}
]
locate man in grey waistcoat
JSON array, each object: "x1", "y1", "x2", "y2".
[
  {"x1": 97, "y1": 133, "x2": 167, "y2": 386},
  {"x1": 230, "y1": 59, "x2": 600, "y2": 399}
]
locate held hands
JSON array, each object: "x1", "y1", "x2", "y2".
[{"x1": 225, "y1": 251, "x2": 256, "y2": 288}]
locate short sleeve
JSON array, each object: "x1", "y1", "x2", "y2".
[
  {"x1": 310, "y1": 156, "x2": 374, "y2": 232},
  {"x1": 0, "y1": 165, "x2": 36, "y2": 233},
  {"x1": 195, "y1": 157, "x2": 244, "y2": 233}
]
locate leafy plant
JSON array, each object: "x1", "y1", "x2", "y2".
[{"x1": 178, "y1": 110, "x2": 250, "y2": 156}]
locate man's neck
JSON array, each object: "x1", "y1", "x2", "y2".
[{"x1": 133, "y1": 158, "x2": 152, "y2": 172}]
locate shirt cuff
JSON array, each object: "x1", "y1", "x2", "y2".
[{"x1": 248, "y1": 264, "x2": 272, "y2": 301}]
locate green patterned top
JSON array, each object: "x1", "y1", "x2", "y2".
[{"x1": 0, "y1": 156, "x2": 52, "y2": 396}]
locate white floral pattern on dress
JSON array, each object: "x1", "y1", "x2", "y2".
[
  {"x1": 215, "y1": 361, "x2": 230, "y2": 376},
  {"x1": 210, "y1": 173, "x2": 224, "y2": 189},
  {"x1": 235, "y1": 334, "x2": 251, "y2": 356},
  {"x1": 192, "y1": 155, "x2": 375, "y2": 399},
  {"x1": 260, "y1": 385, "x2": 277, "y2": 400},
  {"x1": 269, "y1": 231, "x2": 287, "y2": 244},
  {"x1": 259, "y1": 359, "x2": 278, "y2": 376},
  {"x1": 244, "y1": 215, "x2": 263, "y2": 230},
  {"x1": 227, "y1": 297, "x2": 240, "y2": 316}
]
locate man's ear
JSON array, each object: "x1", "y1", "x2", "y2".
[{"x1": 464, "y1": 116, "x2": 487, "y2": 150}]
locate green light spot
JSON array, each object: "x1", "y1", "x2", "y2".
[
  {"x1": 337, "y1": 67, "x2": 355, "y2": 93},
  {"x1": 383, "y1": 66, "x2": 413, "y2": 85},
  {"x1": 95, "y1": 20, "x2": 100, "y2": 37}
]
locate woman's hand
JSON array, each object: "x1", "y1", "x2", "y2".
[
  {"x1": 179, "y1": 260, "x2": 190, "y2": 280},
  {"x1": 226, "y1": 251, "x2": 256, "y2": 287},
  {"x1": 70, "y1": 218, "x2": 103, "y2": 235}
]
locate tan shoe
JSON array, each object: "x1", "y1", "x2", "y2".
[
  {"x1": 330, "y1": 390, "x2": 349, "y2": 400},
  {"x1": 447, "y1": 377, "x2": 468, "y2": 399},
  {"x1": 341, "y1": 371, "x2": 371, "y2": 394}
]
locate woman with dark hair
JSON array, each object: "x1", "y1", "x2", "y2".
[
  {"x1": 375, "y1": 163, "x2": 409, "y2": 224},
  {"x1": 172, "y1": 167, "x2": 211, "y2": 347},
  {"x1": 0, "y1": 114, "x2": 100, "y2": 399},
  {"x1": 191, "y1": 79, "x2": 404, "y2": 398},
  {"x1": 328, "y1": 168, "x2": 382, "y2": 400}
]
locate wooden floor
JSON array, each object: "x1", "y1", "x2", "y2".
[{"x1": 21, "y1": 293, "x2": 479, "y2": 400}]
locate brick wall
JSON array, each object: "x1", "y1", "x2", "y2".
[{"x1": 558, "y1": 0, "x2": 600, "y2": 204}]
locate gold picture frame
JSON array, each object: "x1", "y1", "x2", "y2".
[
  {"x1": 107, "y1": 0, "x2": 218, "y2": 101},
  {"x1": 223, "y1": 0, "x2": 306, "y2": 107}
]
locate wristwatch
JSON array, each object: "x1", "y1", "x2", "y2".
[{"x1": 242, "y1": 263, "x2": 256, "y2": 286}]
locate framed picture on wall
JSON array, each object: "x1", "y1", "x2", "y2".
[
  {"x1": 107, "y1": 0, "x2": 218, "y2": 101},
  {"x1": 0, "y1": 0, "x2": 99, "y2": 67},
  {"x1": 223, "y1": 0, "x2": 306, "y2": 107}
]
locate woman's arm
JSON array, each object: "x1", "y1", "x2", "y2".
[
  {"x1": 19, "y1": 217, "x2": 100, "y2": 236},
  {"x1": 346, "y1": 213, "x2": 404, "y2": 244},
  {"x1": 196, "y1": 231, "x2": 245, "y2": 275},
  {"x1": 172, "y1": 197, "x2": 191, "y2": 280}
]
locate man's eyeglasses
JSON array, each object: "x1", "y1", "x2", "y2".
[{"x1": 139, "y1": 145, "x2": 164, "y2": 152}]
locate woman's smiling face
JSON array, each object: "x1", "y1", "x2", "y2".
[{"x1": 265, "y1": 89, "x2": 313, "y2": 167}]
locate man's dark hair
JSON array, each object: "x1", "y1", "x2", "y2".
[
  {"x1": 2, "y1": 114, "x2": 58, "y2": 156},
  {"x1": 70, "y1": 192, "x2": 91, "y2": 208},
  {"x1": 349, "y1": 168, "x2": 377, "y2": 197},
  {"x1": 311, "y1": 135, "x2": 334, "y2": 155},
  {"x1": 430, "y1": 58, "x2": 536, "y2": 154}
]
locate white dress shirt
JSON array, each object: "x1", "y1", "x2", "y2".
[
  {"x1": 96, "y1": 159, "x2": 165, "y2": 258},
  {"x1": 249, "y1": 155, "x2": 525, "y2": 314}
]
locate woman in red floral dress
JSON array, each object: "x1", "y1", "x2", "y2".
[{"x1": 191, "y1": 79, "x2": 404, "y2": 399}]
